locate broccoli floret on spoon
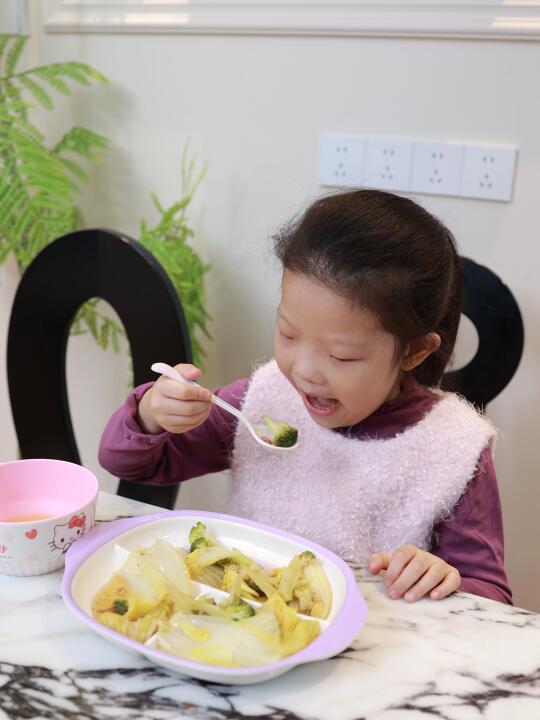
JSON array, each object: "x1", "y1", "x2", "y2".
[{"x1": 262, "y1": 416, "x2": 299, "y2": 448}]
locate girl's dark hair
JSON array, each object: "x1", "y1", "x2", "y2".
[{"x1": 274, "y1": 189, "x2": 463, "y2": 387}]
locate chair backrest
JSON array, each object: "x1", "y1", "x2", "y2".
[
  {"x1": 7, "y1": 229, "x2": 192, "y2": 509},
  {"x1": 442, "y1": 256, "x2": 524, "y2": 410}
]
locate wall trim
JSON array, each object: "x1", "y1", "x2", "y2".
[{"x1": 45, "y1": 2, "x2": 540, "y2": 40}]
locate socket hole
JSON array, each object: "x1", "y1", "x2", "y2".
[
  {"x1": 483, "y1": 156, "x2": 488, "y2": 162},
  {"x1": 434, "y1": 169, "x2": 439, "y2": 175}
]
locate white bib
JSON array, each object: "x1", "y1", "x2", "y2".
[{"x1": 228, "y1": 360, "x2": 496, "y2": 563}]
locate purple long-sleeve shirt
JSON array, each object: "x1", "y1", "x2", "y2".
[{"x1": 99, "y1": 376, "x2": 512, "y2": 604}]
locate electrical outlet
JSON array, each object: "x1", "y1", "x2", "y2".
[
  {"x1": 363, "y1": 138, "x2": 414, "y2": 192},
  {"x1": 319, "y1": 134, "x2": 365, "y2": 187},
  {"x1": 460, "y1": 145, "x2": 517, "y2": 202},
  {"x1": 410, "y1": 141, "x2": 464, "y2": 196}
]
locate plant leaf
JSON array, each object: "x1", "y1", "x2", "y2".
[
  {"x1": 34, "y1": 67, "x2": 71, "y2": 96},
  {"x1": 18, "y1": 76, "x2": 53, "y2": 109},
  {"x1": 4, "y1": 36, "x2": 27, "y2": 78}
]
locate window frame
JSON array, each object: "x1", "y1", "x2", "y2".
[{"x1": 45, "y1": 1, "x2": 540, "y2": 40}]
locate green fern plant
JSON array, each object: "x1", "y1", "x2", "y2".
[
  {"x1": 0, "y1": 35, "x2": 211, "y2": 368},
  {"x1": 0, "y1": 34, "x2": 117, "y2": 344},
  {"x1": 0, "y1": 35, "x2": 109, "y2": 266}
]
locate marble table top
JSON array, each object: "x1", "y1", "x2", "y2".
[{"x1": 1, "y1": 491, "x2": 539, "y2": 720}]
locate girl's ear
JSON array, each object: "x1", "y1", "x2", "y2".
[{"x1": 400, "y1": 332, "x2": 441, "y2": 371}]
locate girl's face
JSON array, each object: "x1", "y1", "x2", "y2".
[{"x1": 274, "y1": 270, "x2": 402, "y2": 429}]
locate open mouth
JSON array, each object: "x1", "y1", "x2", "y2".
[{"x1": 303, "y1": 394, "x2": 338, "y2": 416}]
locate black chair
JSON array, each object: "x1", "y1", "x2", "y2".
[
  {"x1": 442, "y1": 256, "x2": 524, "y2": 410},
  {"x1": 7, "y1": 229, "x2": 192, "y2": 509}
]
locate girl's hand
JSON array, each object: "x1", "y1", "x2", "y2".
[
  {"x1": 137, "y1": 364, "x2": 212, "y2": 435},
  {"x1": 368, "y1": 544, "x2": 461, "y2": 602}
]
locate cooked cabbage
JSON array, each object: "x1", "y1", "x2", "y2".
[{"x1": 92, "y1": 527, "x2": 330, "y2": 669}]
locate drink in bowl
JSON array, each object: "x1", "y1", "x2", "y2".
[{"x1": 0, "y1": 458, "x2": 98, "y2": 576}]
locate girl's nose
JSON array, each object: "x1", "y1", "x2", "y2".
[{"x1": 293, "y1": 356, "x2": 325, "y2": 387}]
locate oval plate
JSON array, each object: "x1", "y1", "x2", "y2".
[{"x1": 62, "y1": 510, "x2": 368, "y2": 685}]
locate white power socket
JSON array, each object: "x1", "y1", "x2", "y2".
[
  {"x1": 460, "y1": 145, "x2": 517, "y2": 202},
  {"x1": 363, "y1": 138, "x2": 414, "y2": 192},
  {"x1": 318, "y1": 134, "x2": 517, "y2": 202},
  {"x1": 319, "y1": 134, "x2": 365, "y2": 187},
  {"x1": 410, "y1": 141, "x2": 464, "y2": 196}
]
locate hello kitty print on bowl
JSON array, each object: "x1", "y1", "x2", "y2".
[
  {"x1": 0, "y1": 459, "x2": 98, "y2": 576},
  {"x1": 49, "y1": 513, "x2": 88, "y2": 555}
]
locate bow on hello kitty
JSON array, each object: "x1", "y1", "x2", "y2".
[{"x1": 68, "y1": 513, "x2": 86, "y2": 529}]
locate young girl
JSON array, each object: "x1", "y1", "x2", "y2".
[{"x1": 99, "y1": 189, "x2": 512, "y2": 605}]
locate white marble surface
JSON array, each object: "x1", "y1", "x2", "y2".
[{"x1": 1, "y1": 491, "x2": 539, "y2": 720}]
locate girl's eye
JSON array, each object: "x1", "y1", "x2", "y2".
[
  {"x1": 280, "y1": 330, "x2": 295, "y2": 341},
  {"x1": 331, "y1": 356, "x2": 359, "y2": 363}
]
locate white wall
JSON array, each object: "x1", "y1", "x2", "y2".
[{"x1": 1, "y1": 6, "x2": 539, "y2": 609}]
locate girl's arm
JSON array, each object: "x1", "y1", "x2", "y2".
[
  {"x1": 430, "y1": 445, "x2": 512, "y2": 604},
  {"x1": 98, "y1": 378, "x2": 247, "y2": 486}
]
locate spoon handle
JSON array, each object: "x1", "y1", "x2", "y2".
[{"x1": 150, "y1": 362, "x2": 244, "y2": 422}]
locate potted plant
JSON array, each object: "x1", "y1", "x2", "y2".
[{"x1": 0, "y1": 35, "x2": 211, "y2": 367}]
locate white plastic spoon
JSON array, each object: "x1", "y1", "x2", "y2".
[{"x1": 151, "y1": 362, "x2": 298, "y2": 452}]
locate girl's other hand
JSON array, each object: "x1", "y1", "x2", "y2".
[
  {"x1": 137, "y1": 364, "x2": 212, "y2": 435},
  {"x1": 368, "y1": 544, "x2": 461, "y2": 602}
]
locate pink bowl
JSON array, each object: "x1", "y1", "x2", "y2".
[{"x1": 0, "y1": 459, "x2": 98, "y2": 576}]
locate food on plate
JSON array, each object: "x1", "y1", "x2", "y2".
[
  {"x1": 261, "y1": 416, "x2": 299, "y2": 448},
  {"x1": 92, "y1": 522, "x2": 332, "y2": 667}
]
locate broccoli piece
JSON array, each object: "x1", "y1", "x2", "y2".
[
  {"x1": 188, "y1": 522, "x2": 216, "y2": 552},
  {"x1": 222, "y1": 596, "x2": 255, "y2": 621},
  {"x1": 263, "y1": 416, "x2": 298, "y2": 448},
  {"x1": 299, "y1": 550, "x2": 316, "y2": 562},
  {"x1": 112, "y1": 599, "x2": 129, "y2": 615},
  {"x1": 190, "y1": 536, "x2": 209, "y2": 551}
]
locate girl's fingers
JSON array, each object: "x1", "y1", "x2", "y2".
[
  {"x1": 430, "y1": 570, "x2": 461, "y2": 600},
  {"x1": 384, "y1": 545, "x2": 418, "y2": 588},
  {"x1": 157, "y1": 397, "x2": 210, "y2": 418},
  {"x1": 160, "y1": 379, "x2": 212, "y2": 403},
  {"x1": 175, "y1": 363, "x2": 200, "y2": 379},
  {"x1": 403, "y1": 564, "x2": 447, "y2": 602},
  {"x1": 155, "y1": 363, "x2": 211, "y2": 402},
  {"x1": 176, "y1": 400, "x2": 212, "y2": 417},
  {"x1": 162, "y1": 409, "x2": 210, "y2": 432},
  {"x1": 368, "y1": 552, "x2": 392, "y2": 575}
]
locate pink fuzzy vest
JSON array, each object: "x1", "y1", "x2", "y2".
[{"x1": 228, "y1": 360, "x2": 496, "y2": 563}]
